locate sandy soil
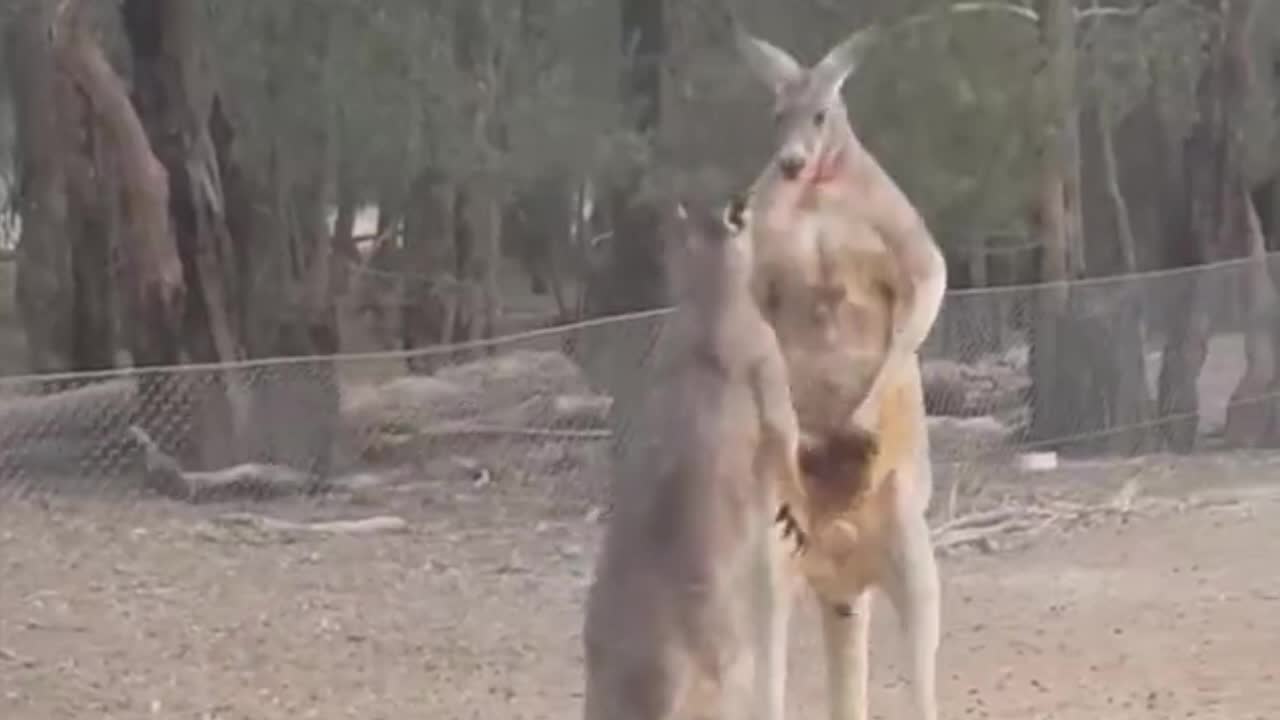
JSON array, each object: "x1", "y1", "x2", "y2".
[{"x1": 2, "y1": 454, "x2": 1279, "y2": 720}]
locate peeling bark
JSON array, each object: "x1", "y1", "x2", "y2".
[
  {"x1": 51, "y1": 1, "x2": 185, "y2": 369},
  {"x1": 121, "y1": 0, "x2": 256, "y2": 469}
]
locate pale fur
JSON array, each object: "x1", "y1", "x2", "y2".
[
  {"x1": 736, "y1": 23, "x2": 948, "y2": 720},
  {"x1": 581, "y1": 198, "x2": 806, "y2": 720}
]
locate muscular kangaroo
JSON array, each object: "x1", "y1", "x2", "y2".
[
  {"x1": 735, "y1": 23, "x2": 948, "y2": 720},
  {"x1": 581, "y1": 195, "x2": 806, "y2": 720}
]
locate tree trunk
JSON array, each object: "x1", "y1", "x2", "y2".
[
  {"x1": 401, "y1": 168, "x2": 455, "y2": 371},
  {"x1": 1158, "y1": 0, "x2": 1253, "y2": 452},
  {"x1": 1091, "y1": 104, "x2": 1140, "y2": 276},
  {"x1": 584, "y1": 0, "x2": 666, "y2": 318},
  {"x1": 121, "y1": 0, "x2": 252, "y2": 469},
  {"x1": 264, "y1": 175, "x2": 341, "y2": 478},
  {"x1": 70, "y1": 99, "x2": 121, "y2": 374},
  {"x1": 329, "y1": 154, "x2": 359, "y2": 299},
  {"x1": 479, "y1": 195, "x2": 503, "y2": 347},
  {"x1": 8, "y1": 0, "x2": 117, "y2": 376},
  {"x1": 571, "y1": 0, "x2": 668, "y2": 468},
  {"x1": 51, "y1": 1, "x2": 187, "y2": 456},
  {"x1": 1155, "y1": 161, "x2": 1212, "y2": 452},
  {"x1": 450, "y1": 187, "x2": 477, "y2": 349},
  {"x1": 503, "y1": 0, "x2": 570, "y2": 315},
  {"x1": 1218, "y1": 0, "x2": 1280, "y2": 446},
  {"x1": 210, "y1": 96, "x2": 274, "y2": 358},
  {"x1": 9, "y1": 2, "x2": 75, "y2": 375},
  {"x1": 242, "y1": 3, "x2": 343, "y2": 479},
  {"x1": 448, "y1": 0, "x2": 504, "y2": 363},
  {"x1": 1225, "y1": 195, "x2": 1280, "y2": 444},
  {"x1": 1029, "y1": 0, "x2": 1105, "y2": 451},
  {"x1": 332, "y1": 196, "x2": 358, "y2": 265},
  {"x1": 504, "y1": 171, "x2": 572, "y2": 319},
  {"x1": 207, "y1": 7, "x2": 345, "y2": 476},
  {"x1": 1252, "y1": 176, "x2": 1280, "y2": 254},
  {"x1": 1253, "y1": 180, "x2": 1280, "y2": 414},
  {"x1": 122, "y1": 0, "x2": 241, "y2": 363},
  {"x1": 1095, "y1": 103, "x2": 1153, "y2": 454}
]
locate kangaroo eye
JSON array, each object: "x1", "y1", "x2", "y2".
[{"x1": 813, "y1": 110, "x2": 827, "y2": 127}]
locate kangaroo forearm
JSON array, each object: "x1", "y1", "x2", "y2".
[
  {"x1": 751, "y1": 358, "x2": 809, "y2": 510},
  {"x1": 885, "y1": 227, "x2": 946, "y2": 361},
  {"x1": 849, "y1": 232, "x2": 943, "y2": 427},
  {"x1": 889, "y1": 248, "x2": 946, "y2": 360}
]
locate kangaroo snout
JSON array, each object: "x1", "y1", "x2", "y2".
[{"x1": 778, "y1": 155, "x2": 805, "y2": 181}]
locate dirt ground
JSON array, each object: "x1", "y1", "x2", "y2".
[{"x1": 2, "y1": 453, "x2": 1279, "y2": 720}]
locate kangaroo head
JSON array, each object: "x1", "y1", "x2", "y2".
[
  {"x1": 665, "y1": 193, "x2": 755, "y2": 300},
  {"x1": 735, "y1": 26, "x2": 878, "y2": 183}
]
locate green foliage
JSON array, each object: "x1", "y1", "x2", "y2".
[
  {"x1": 1245, "y1": 1, "x2": 1280, "y2": 182},
  {"x1": 204, "y1": 0, "x2": 624, "y2": 207},
  {"x1": 854, "y1": 7, "x2": 1043, "y2": 240},
  {"x1": 0, "y1": 0, "x2": 1276, "y2": 258},
  {"x1": 1081, "y1": 1, "x2": 1211, "y2": 137}
]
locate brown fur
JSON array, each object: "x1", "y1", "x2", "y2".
[
  {"x1": 797, "y1": 428, "x2": 878, "y2": 514},
  {"x1": 762, "y1": 245, "x2": 940, "y2": 720},
  {"x1": 792, "y1": 359, "x2": 929, "y2": 591},
  {"x1": 737, "y1": 23, "x2": 946, "y2": 720},
  {"x1": 581, "y1": 198, "x2": 803, "y2": 720},
  {"x1": 776, "y1": 427, "x2": 878, "y2": 555},
  {"x1": 749, "y1": 168, "x2": 938, "y2": 546}
]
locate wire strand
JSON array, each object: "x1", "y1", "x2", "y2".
[{"x1": 5, "y1": 251, "x2": 1272, "y2": 387}]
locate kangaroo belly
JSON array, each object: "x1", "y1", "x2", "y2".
[
  {"x1": 763, "y1": 263, "x2": 894, "y2": 433},
  {"x1": 782, "y1": 343, "x2": 879, "y2": 431}
]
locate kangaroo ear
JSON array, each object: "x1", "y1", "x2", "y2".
[
  {"x1": 813, "y1": 25, "x2": 879, "y2": 99},
  {"x1": 721, "y1": 193, "x2": 749, "y2": 234},
  {"x1": 734, "y1": 27, "x2": 803, "y2": 93},
  {"x1": 666, "y1": 198, "x2": 698, "y2": 253},
  {"x1": 669, "y1": 199, "x2": 689, "y2": 242},
  {"x1": 674, "y1": 201, "x2": 690, "y2": 224}
]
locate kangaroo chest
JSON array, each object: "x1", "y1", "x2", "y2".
[{"x1": 752, "y1": 206, "x2": 896, "y2": 432}]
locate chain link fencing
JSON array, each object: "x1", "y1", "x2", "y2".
[
  {"x1": 1, "y1": 254, "x2": 1279, "y2": 718},
  {"x1": 0, "y1": 253, "x2": 1276, "y2": 514}
]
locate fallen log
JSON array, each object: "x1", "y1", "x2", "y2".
[{"x1": 128, "y1": 425, "x2": 323, "y2": 502}]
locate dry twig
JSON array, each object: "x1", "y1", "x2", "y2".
[
  {"x1": 211, "y1": 513, "x2": 409, "y2": 537},
  {"x1": 415, "y1": 424, "x2": 612, "y2": 441},
  {"x1": 932, "y1": 478, "x2": 1151, "y2": 553}
]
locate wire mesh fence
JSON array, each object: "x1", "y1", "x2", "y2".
[
  {"x1": 0, "y1": 253, "x2": 1276, "y2": 510},
  {"x1": 1, "y1": 255, "x2": 1279, "y2": 719}
]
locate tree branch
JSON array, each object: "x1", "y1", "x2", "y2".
[
  {"x1": 893, "y1": 1, "x2": 1039, "y2": 31},
  {"x1": 892, "y1": 0, "x2": 1211, "y2": 32}
]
